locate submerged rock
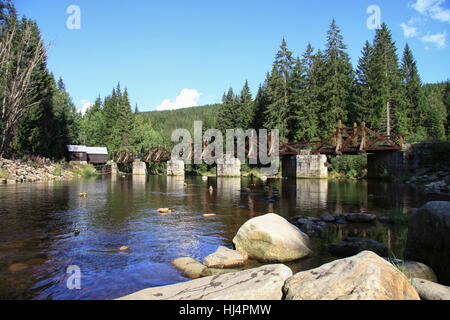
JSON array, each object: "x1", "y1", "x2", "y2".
[
  {"x1": 405, "y1": 201, "x2": 450, "y2": 285},
  {"x1": 412, "y1": 278, "x2": 450, "y2": 300},
  {"x1": 171, "y1": 257, "x2": 207, "y2": 279},
  {"x1": 232, "y1": 213, "x2": 312, "y2": 262},
  {"x1": 203, "y1": 246, "x2": 247, "y2": 268},
  {"x1": 283, "y1": 251, "x2": 420, "y2": 300},
  {"x1": 327, "y1": 237, "x2": 388, "y2": 257},
  {"x1": 117, "y1": 264, "x2": 292, "y2": 300},
  {"x1": 8, "y1": 262, "x2": 28, "y2": 272}
]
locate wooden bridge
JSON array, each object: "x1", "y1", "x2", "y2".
[{"x1": 114, "y1": 121, "x2": 407, "y2": 164}]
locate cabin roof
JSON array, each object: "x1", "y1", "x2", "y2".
[{"x1": 67, "y1": 145, "x2": 108, "y2": 155}]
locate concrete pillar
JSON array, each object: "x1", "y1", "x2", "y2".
[
  {"x1": 132, "y1": 160, "x2": 147, "y2": 175},
  {"x1": 282, "y1": 150, "x2": 328, "y2": 179},
  {"x1": 367, "y1": 150, "x2": 407, "y2": 179},
  {"x1": 167, "y1": 160, "x2": 185, "y2": 176},
  {"x1": 216, "y1": 155, "x2": 241, "y2": 177}
]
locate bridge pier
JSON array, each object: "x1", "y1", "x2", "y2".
[
  {"x1": 167, "y1": 160, "x2": 185, "y2": 176},
  {"x1": 367, "y1": 150, "x2": 407, "y2": 179},
  {"x1": 282, "y1": 150, "x2": 328, "y2": 179},
  {"x1": 110, "y1": 161, "x2": 118, "y2": 175},
  {"x1": 216, "y1": 155, "x2": 241, "y2": 177},
  {"x1": 132, "y1": 159, "x2": 147, "y2": 175}
]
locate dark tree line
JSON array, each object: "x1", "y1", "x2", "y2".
[{"x1": 218, "y1": 20, "x2": 449, "y2": 143}]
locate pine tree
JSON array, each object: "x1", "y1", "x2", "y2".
[
  {"x1": 237, "y1": 80, "x2": 254, "y2": 129},
  {"x1": 264, "y1": 39, "x2": 295, "y2": 142},
  {"x1": 217, "y1": 87, "x2": 238, "y2": 132},
  {"x1": 252, "y1": 82, "x2": 268, "y2": 130},
  {"x1": 401, "y1": 44, "x2": 426, "y2": 132},
  {"x1": 352, "y1": 41, "x2": 374, "y2": 124},
  {"x1": 320, "y1": 19, "x2": 354, "y2": 134},
  {"x1": 369, "y1": 23, "x2": 408, "y2": 134}
]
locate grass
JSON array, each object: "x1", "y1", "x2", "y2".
[
  {"x1": 70, "y1": 163, "x2": 97, "y2": 178},
  {"x1": 52, "y1": 166, "x2": 62, "y2": 177}
]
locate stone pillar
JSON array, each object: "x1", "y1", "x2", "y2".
[
  {"x1": 216, "y1": 155, "x2": 241, "y2": 177},
  {"x1": 367, "y1": 150, "x2": 407, "y2": 179},
  {"x1": 110, "y1": 162, "x2": 118, "y2": 175},
  {"x1": 167, "y1": 160, "x2": 185, "y2": 176},
  {"x1": 132, "y1": 160, "x2": 147, "y2": 175},
  {"x1": 282, "y1": 150, "x2": 328, "y2": 179}
]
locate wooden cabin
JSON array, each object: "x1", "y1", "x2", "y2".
[
  {"x1": 67, "y1": 145, "x2": 108, "y2": 164},
  {"x1": 86, "y1": 147, "x2": 108, "y2": 164}
]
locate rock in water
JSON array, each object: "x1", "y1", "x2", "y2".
[
  {"x1": 8, "y1": 262, "x2": 28, "y2": 272},
  {"x1": 232, "y1": 213, "x2": 312, "y2": 262},
  {"x1": 385, "y1": 258, "x2": 438, "y2": 282},
  {"x1": 283, "y1": 251, "x2": 420, "y2": 300},
  {"x1": 171, "y1": 257, "x2": 207, "y2": 279},
  {"x1": 412, "y1": 278, "x2": 450, "y2": 300},
  {"x1": 405, "y1": 201, "x2": 450, "y2": 285},
  {"x1": 327, "y1": 237, "x2": 388, "y2": 257},
  {"x1": 117, "y1": 264, "x2": 292, "y2": 300},
  {"x1": 344, "y1": 212, "x2": 377, "y2": 223},
  {"x1": 203, "y1": 246, "x2": 247, "y2": 268}
]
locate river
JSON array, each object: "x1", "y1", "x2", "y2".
[{"x1": 0, "y1": 176, "x2": 448, "y2": 299}]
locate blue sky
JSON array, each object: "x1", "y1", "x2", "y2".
[{"x1": 15, "y1": 0, "x2": 450, "y2": 113}]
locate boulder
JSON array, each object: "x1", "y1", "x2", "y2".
[
  {"x1": 203, "y1": 246, "x2": 247, "y2": 268},
  {"x1": 344, "y1": 212, "x2": 377, "y2": 223},
  {"x1": 232, "y1": 213, "x2": 312, "y2": 262},
  {"x1": 412, "y1": 278, "x2": 450, "y2": 300},
  {"x1": 171, "y1": 257, "x2": 207, "y2": 279},
  {"x1": 201, "y1": 267, "x2": 242, "y2": 277},
  {"x1": 320, "y1": 213, "x2": 335, "y2": 222},
  {"x1": 405, "y1": 201, "x2": 450, "y2": 285},
  {"x1": 118, "y1": 264, "x2": 292, "y2": 300},
  {"x1": 283, "y1": 251, "x2": 420, "y2": 300},
  {"x1": 327, "y1": 237, "x2": 388, "y2": 257},
  {"x1": 385, "y1": 258, "x2": 437, "y2": 282}
]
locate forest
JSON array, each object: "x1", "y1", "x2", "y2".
[{"x1": 0, "y1": 0, "x2": 449, "y2": 161}]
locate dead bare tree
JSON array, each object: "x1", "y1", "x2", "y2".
[{"x1": 0, "y1": 23, "x2": 46, "y2": 157}]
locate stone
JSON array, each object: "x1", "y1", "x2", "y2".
[
  {"x1": 411, "y1": 278, "x2": 450, "y2": 300},
  {"x1": 119, "y1": 246, "x2": 129, "y2": 252},
  {"x1": 132, "y1": 160, "x2": 147, "y2": 175},
  {"x1": 200, "y1": 267, "x2": 242, "y2": 277},
  {"x1": 216, "y1": 155, "x2": 241, "y2": 177},
  {"x1": 8, "y1": 262, "x2": 28, "y2": 272},
  {"x1": 320, "y1": 213, "x2": 335, "y2": 222},
  {"x1": 203, "y1": 213, "x2": 216, "y2": 218},
  {"x1": 171, "y1": 257, "x2": 207, "y2": 279},
  {"x1": 167, "y1": 160, "x2": 185, "y2": 176},
  {"x1": 385, "y1": 258, "x2": 437, "y2": 282},
  {"x1": 118, "y1": 264, "x2": 292, "y2": 300},
  {"x1": 327, "y1": 237, "x2": 387, "y2": 257},
  {"x1": 405, "y1": 201, "x2": 450, "y2": 285},
  {"x1": 232, "y1": 213, "x2": 312, "y2": 262},
  {"x1": 283, "y1": 251, "x2": 420, "y2": 300},
  {"x1": 157, "y1": 208, "x2": 172, "y2": 214},
  {"x1": 203, "y1": 246, "x2": 247, "y2": 268},
  {"x1": 344, "y1": 212, "x2": 377, "y2": 223}
]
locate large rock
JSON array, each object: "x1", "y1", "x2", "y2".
[
  {"x1": 405, "y1": 201, "x2": 450, "y2": 285},
  {"x1": 171, "y1": 257, "x2": 207, "y2": 279},
  {"x1": 283, "y1": 251, "x2": 420, "y2": 300},
  {"x1": 203, "y1": 246, "x2": 247, "y2": 268},
  {"x1": 385, "y1": 258, "x2": 437, "y2": 282},
  {"x1": 327, "y1": 237, "x2": 388, "y2": 257},
  {"x1": 411, "y1": 278, "x2": 450, "y2": 300},
  {"x1": 232, "y1": 213, "x2": 312, "y2": 262},
  {"x1": 118, "y1": 264, "x2": 292, "y2": 300}
]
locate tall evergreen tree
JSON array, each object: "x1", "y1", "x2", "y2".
[
  {"x1": 237, "y1": 80, "x2": 254, "y2": 129},
  {"x1": 352, "y1": 41, "x2": 374, "y2": 123},
  {"x1": 320, "y1": 19, "x2": 354, "y2": 134}
]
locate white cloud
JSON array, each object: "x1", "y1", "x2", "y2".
[
  {"x1": 421, "y1": 31, "x2": 447, "y2": 47},
  {"x1": 411, "y1": 0, "x2": 450, "y2": 23},
  {"x1": 155, "y1": 89, "x2": 201, "y2": 111},
  {"x1": 401, "y1": 22, "x2": 419, "y2": 37},
  {"x1": 79, "y1": 100, "x2": 94, "y2": 115}
]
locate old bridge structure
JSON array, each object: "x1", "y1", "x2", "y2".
[{"x1": 112, "y1": 121, "x2": 408, "y2": 179}]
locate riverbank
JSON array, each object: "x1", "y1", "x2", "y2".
[{"x1": 0, "y1": 157, "x2": 97, "y2": 184}]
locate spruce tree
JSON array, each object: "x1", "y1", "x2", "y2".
[
  {"x1": 238, "y1": 80, "x2": 254, "y2": 129},
  {"x1": 320, "y1": 19, "x2": 354, "y2": 134},
  {"x1": 352, "y1": 41, "x2": 374, "y2": 124}
]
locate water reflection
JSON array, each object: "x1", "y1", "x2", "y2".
[{"x1": 0, "y1": 176, "x2": 448, "y2": 299}]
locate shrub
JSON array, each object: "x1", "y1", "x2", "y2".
[
  {"x1": 0, "y1": 168, "x2": 9, "y2": 179},
  {"x1": 52, "y1": 166, "x2": 62, "y2": 177}
]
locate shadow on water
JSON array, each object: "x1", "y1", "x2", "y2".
[{"x1": 0, "y1": 175, "x2": 448, "y2": 299}]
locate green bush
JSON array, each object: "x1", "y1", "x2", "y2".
[
  {"x1": 329, "y1": 154, "x2": 367, "y2": 179},
  {"x1": 0, "y1": 168, "x2": 9, "y2": 179},
  {"x1": 52, "y1": 166, "x2": 62, "y2": 177}
]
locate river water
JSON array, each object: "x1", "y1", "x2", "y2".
[{"x1": 0, "y1": 176, "x2": 448, "y2": 300}]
